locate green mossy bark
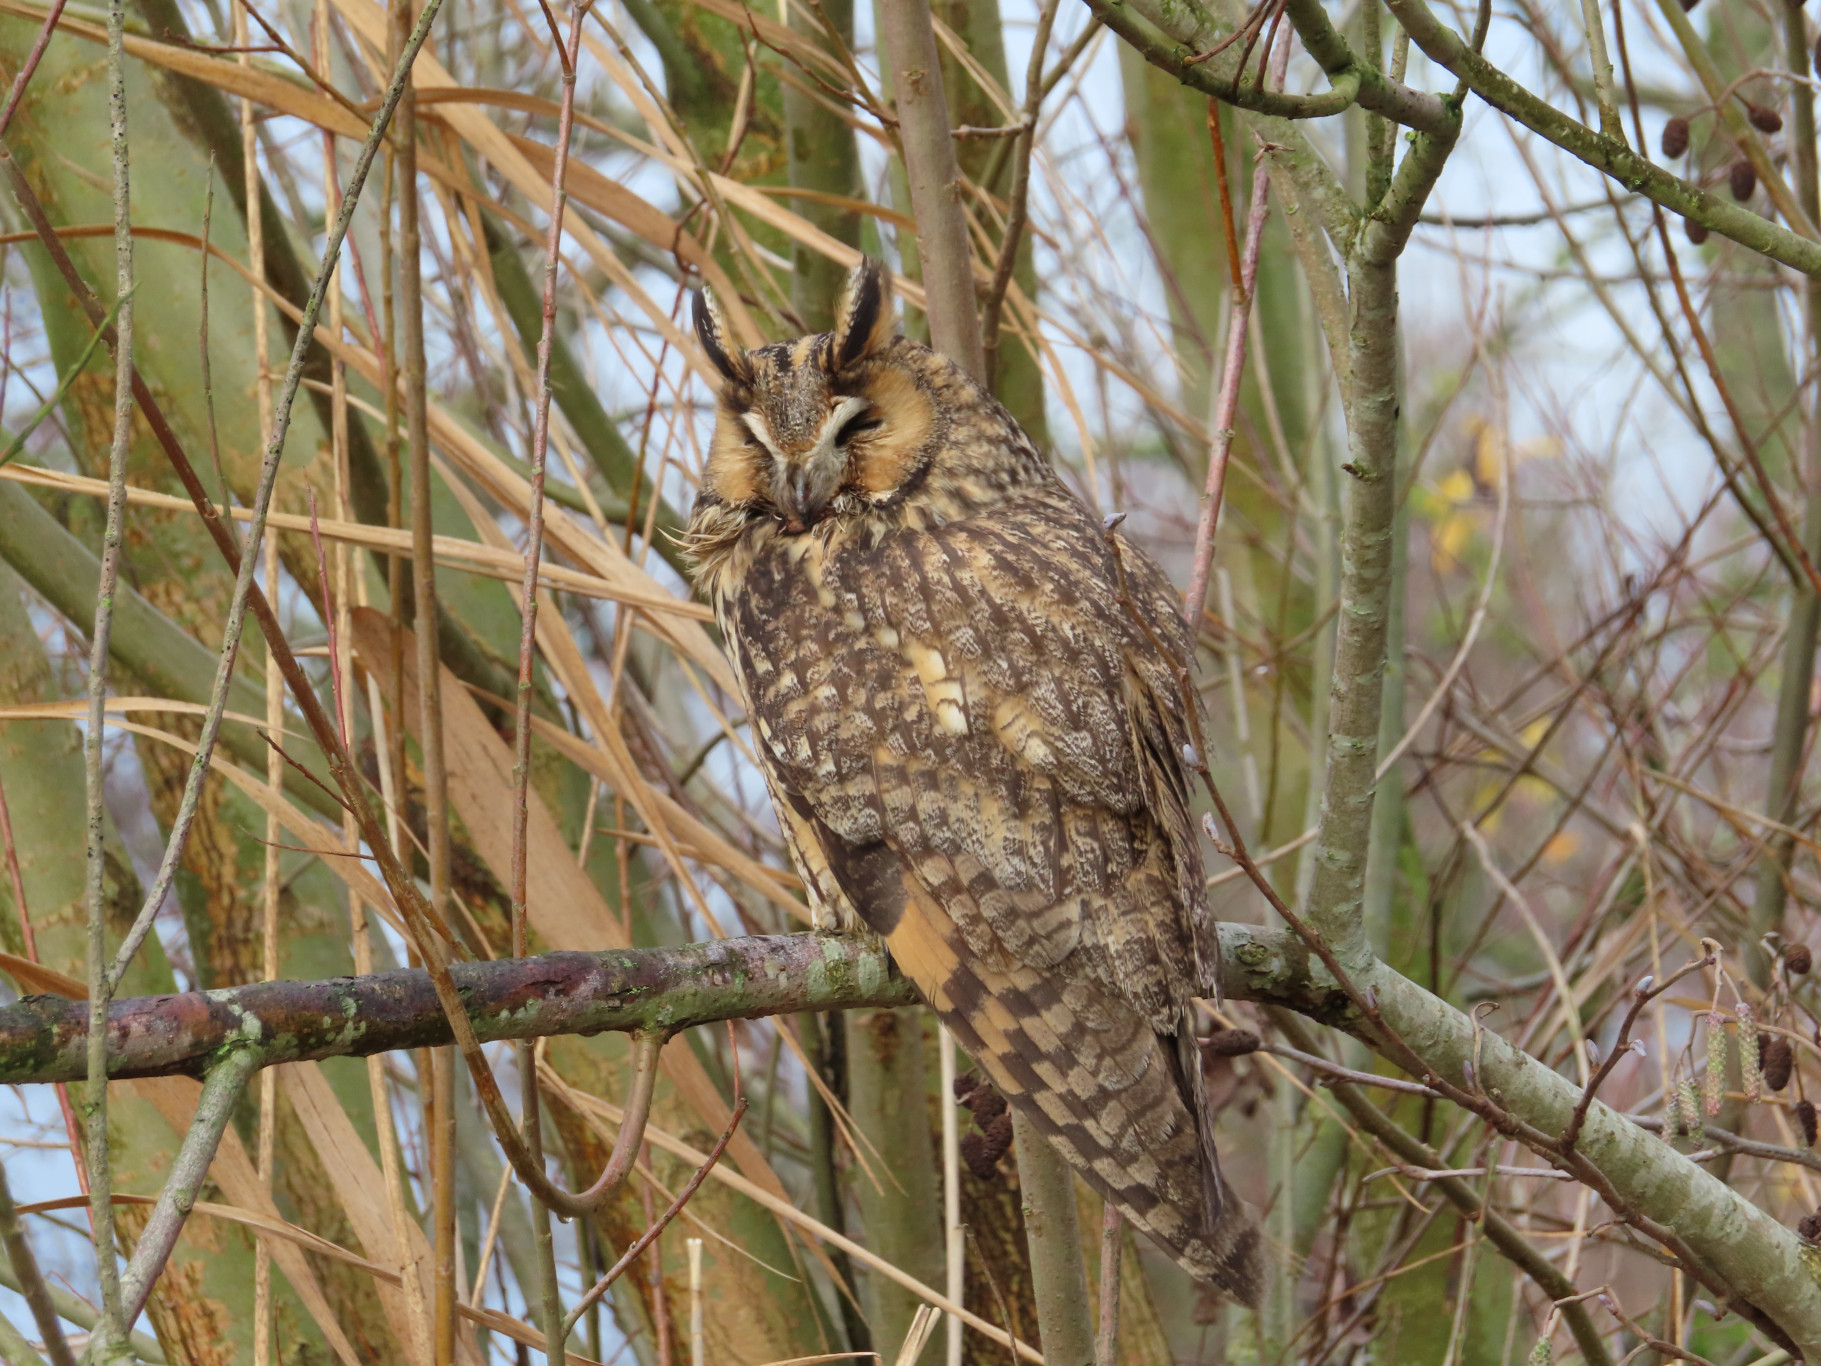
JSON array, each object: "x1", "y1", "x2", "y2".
[{"x1": 847, "y1": 1008, "x2": 946, "y2": 1365}]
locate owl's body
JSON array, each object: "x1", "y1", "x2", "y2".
[{"x1": 687, "y1": 263, "x2": 1261, "y2": 1304}]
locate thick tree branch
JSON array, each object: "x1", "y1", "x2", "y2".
[
  {"x1": 1267, "y1": 1009, "x2": 1614, "y2": 1366},
  {"x1": 1354, "y1": 959, "x2": 1821, "y2": 1355},
  {"x1": 1085, "y1": 0, "x2": 1359, "y2": 120},
  {"x1": 0, "y1": 933, "x2": 920, "y2": 1085},
  {"x1": 1094, "y1": 0, "x2": 1360, "y2": 251},
  {"x1": 1380, "y1": 0, "x2": 1821, "y2": 276},
  {"x1": 8, "y1": 924, "x2": 1820, "y2": 1346},
  {"x1": 1295, "y1": 113, "x2": 1456, "y2": 967},
  {"x1": 1095, "y1": 0, "x2": 1451, "y2": 131}
]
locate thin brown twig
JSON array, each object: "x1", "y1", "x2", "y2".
[
  {"x1": 980, "y1": 0, "x2": 1057, "y2": 388},
  {"x1": 1184, "y1": 0, "x2": 1271, "y2": 67},
  {"x1": 560, "y1": 1094, "x2": 749, "y2": 1337},
  {"x1": 1204, "y1": 102, "x2": 1244, "y2": 295},
  {"x1": 0, "y1": 0, "x2": 71, "y2": 140},
  {"x1": 1560, "y1": 954, "x2": 1714, "y2": 1153},
  {"x1": 81, "y1": 0, "x2": 138, "y2": 1340},
  {"x1": 514, "y1": 15, "x2": 588, "y2": 1362},
  {"x1": 1182, "y1": 149, "x2": 1271, "y2": 627}
]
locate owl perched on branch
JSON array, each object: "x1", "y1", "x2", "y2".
[{"x1": 684, "y1": 259, "x2": 1262, "y2": 1306}]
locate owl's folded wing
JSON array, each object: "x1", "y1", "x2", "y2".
[{"x1": 731, "y1": 499, "x2": 1260, "y2": 1300}]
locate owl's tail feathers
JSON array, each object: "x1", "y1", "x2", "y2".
[
  {"x1": 989, "y1": 1017, "x2": 1266, "y2": 1309},
  {"x1": 886, "y1": 921, "x2": 1265, "y2": 1306},
  {"x1": 1173, "y1": 1182, "x2": 1267, "y2": 1309},
  {"x1": 1173, "y1": 1016, "x2": 1268, "y2": 1308}
]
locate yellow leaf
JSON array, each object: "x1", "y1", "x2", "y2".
[
  {"x1": 1436, "y1": 469, "x2": 1475, "y2": 505},
  {"x1": 1433, "y1": 512, "x2": 1474, "y2": 569},
  {"x1": 1473, "y1": 424, "x2": 1505, "y2": 488}
]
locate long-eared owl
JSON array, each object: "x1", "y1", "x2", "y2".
[{"x1": 684, "y1": 259, "x2": 1262, "y2": 1305}]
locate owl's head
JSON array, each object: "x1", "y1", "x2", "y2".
[{"x1": 691, "y1": 259, "x2": 947, "y2": 537}]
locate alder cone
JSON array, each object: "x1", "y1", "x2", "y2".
[
  {"x1": 1762, "y1": 1034, "x2": 1795, "y2": 1092},
  {"x1": 1787, "y1": 942, "x2": 1812, "y2": 975},
  {"x1": 1731, "y1": 158, "x2": 1759, "y2": 201},
  {"x1": 1800, "y1": 1098, "x2": 1819, "y2": 1148},
  {"x1": 1204, "y1": 1028, "x2": 1262, "y2": 1057},
  {"x1": 1748, "y1": 102, "x2": 1784, "y2": 134},
  {"x1": 1661, "y1": 116, "x2": 1690, "y2": 158},
  {"x1": 1685, "y1": 217, "x2": 1711, "y2": 244}
]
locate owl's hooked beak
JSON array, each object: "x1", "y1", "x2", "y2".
[
  {"x1": 771, "y1": 449, "x2": 844, "y2": 533},
  {"x1": 751, "y1": 397, "x2": 868, "y2": 533}
]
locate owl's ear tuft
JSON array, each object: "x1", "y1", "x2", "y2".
[
  {"x1": 830, "y1": 258, "x2": 896, "y2": 369},
  {"x1": 693, "y1": 285, "x2": 751, "y2": 385}
]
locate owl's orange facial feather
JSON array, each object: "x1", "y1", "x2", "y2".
[{"x1": 847, "y1": 366, "x2": 934, "y2": 499}]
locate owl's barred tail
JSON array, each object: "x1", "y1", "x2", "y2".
[
  {"x1": 954, "y1": 994, "x2": 1266, "y2": 1309},
  {"x1": 880, "y1": 881, "x2": 1266, "y2": 1309}
]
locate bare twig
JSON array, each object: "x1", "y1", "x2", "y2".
[
  {"x1": 979, "y1": 0, "x2": 1057, "y2": 387},
  {"x1": 115, "y1": 1050, "x2": 259, "y2": 1326},
  {"x1": 560, "y1": 1094, "x2": 749, "y2": 1337},
  {"x1": 81, "y1": 0, "x2": 139, "y2": 1342},
  {"x1": 1264, "y1": 1044, "x2": 1442, "y2": 1096},
  {"x1": 1562, "y1": 956, "x2": 1713, "y2": 1154},
  {"x1": 0, "y1": 1164, "x2": 77, "y2": 1366},
  {"x1": 0, "y1": 0, "x2": 71, "y2": 139},
  {"x1": 511, "y1": 8, "x2": 588, "y2": 1359},
  {"x1": 1182, "y1": 151, "x2": 1270, "y2": 626}
]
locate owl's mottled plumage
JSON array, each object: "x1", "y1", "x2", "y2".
[{"x1": 685, "y1": 260, "x2": 1262, "y2": 1304}]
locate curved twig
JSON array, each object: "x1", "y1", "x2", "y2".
[
  {"x1": 560, "y1": 1093, "x2": 749, "y2": 1337},
  {"x1": 546, "y1": 1031, "x2": 664, "y2": 1216}
]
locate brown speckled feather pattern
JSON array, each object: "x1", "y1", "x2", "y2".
[{"x1": 686, "y1": 269, "x2": 1263, "y2": 1305}]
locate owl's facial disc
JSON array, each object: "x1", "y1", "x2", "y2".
[{"x1": 745, "y1": 395, "x2": 875, "y2": 532}]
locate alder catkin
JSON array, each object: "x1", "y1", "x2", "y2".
[
  {"x1": 1763, "y1": 1035, "x2": 1794, "y2": 1092},
  {"x1": 1705, "y1": 1012, "x2": 1728, "y2": 1115},
  {"x1": 1679, "y1": 1077, "x2": 1705, "y2": 1142},
  {"x1": 1738, "y1": 1004, "x2": 1762, "y2": 1102},
  {"x1": 1730, "y1": 158, "x2": 1759, "y2": 201},
  {"x1": 1528, "y1": 1339, "x2": 1553, "y2": 1366},
  {"x1": 1661, "y1": 116, "x2": 1691, "y2": 158}
]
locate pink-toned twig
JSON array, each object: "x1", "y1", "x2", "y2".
[
  {"x1": 509, "y1": 0, "x2": 586, "y2": 963},
  {"x1": 1182, "y1": 155, "x2": 1271, "y2": 628},
  {"x1": 307, "y1": 488, "x2": 348, "y2": 750},
  {"x1": 0, "y1": 0, "x2": 71, "y2": 141},
  {"x1": 1182, "y1": 27, "x2": 1294, "y2": 628}
]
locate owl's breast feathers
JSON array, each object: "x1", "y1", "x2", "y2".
[{"x1": 714, "y1": 481, "x2": 1262, "y2": 1306}]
